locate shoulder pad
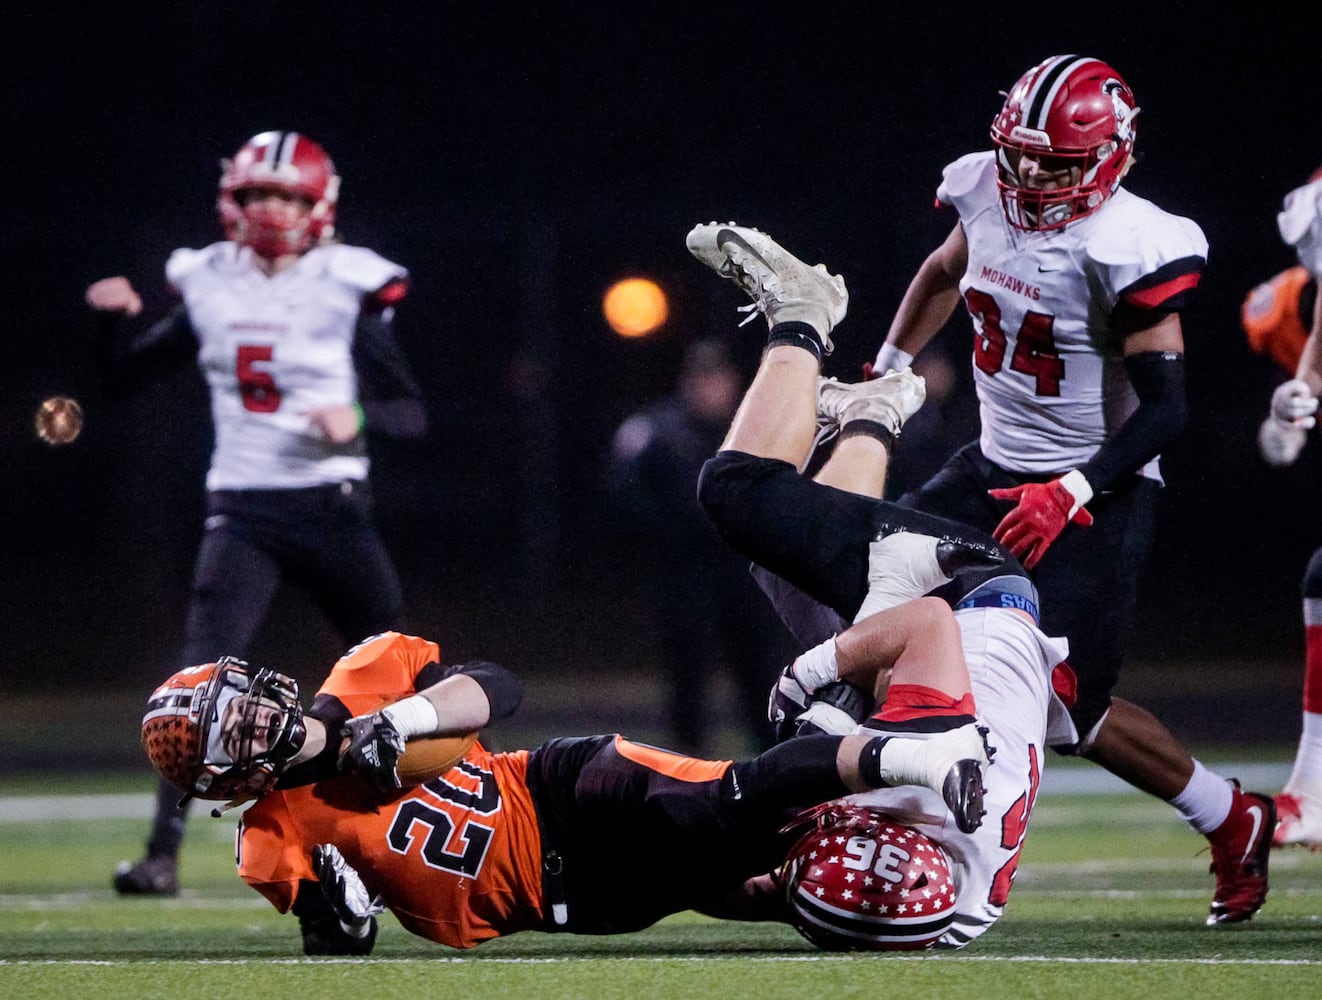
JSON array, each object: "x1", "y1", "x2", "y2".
[
  {"x1": 1278, "y1": 178, "x2": 1322, "y2": 248},
  {"x1": 936, "y1": 151, "x2": 997, "y2": 208},
  {"x1": 165, "y1": 243, "x2": 227, "y2": 287},
  {"x1": 1083, "y1": 190, "x2": 1208, "y2": 272},
  {"x1": 324, "y1": 244, "x2": 409, "y2": 298}
]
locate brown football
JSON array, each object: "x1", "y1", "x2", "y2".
[{"x1": 395, "y1": 731, "x2": 479, "y2": 785}]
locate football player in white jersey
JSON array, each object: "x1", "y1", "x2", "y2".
[
  {"x1": 686, "y1": 222, "x2": 1077, "y2": 948},
  {"x1": 1256, "y1": 166, "x2": 1322, "y2": 848},
  {"x1": 86, "y1": 130, "x2": 426, "y2": 896},
  {"x1": 866, "y1": 55, "x2": 1272, "y2": 924}
]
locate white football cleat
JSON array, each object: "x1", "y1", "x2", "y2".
[
  {"x1": 817, "y1": 368, "x2": 927, "y2": 436},
  {"x1": 1273, "y1": 790, "x2": 1322, "y2": 849},
  {"x1": 686, "y1": 222, "x2": 847, "y2": 350}
]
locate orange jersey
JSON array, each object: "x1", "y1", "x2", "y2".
[
  {"x1": 236, "y1": 632, "x2": 547, "y2": 948},
  {"x1": 1242, "y1": 265, "x2": 1313, "y2": 374}
]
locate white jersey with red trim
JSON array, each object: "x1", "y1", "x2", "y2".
[
  {"x1": 166, "y1": 241, "x2": 408, "y2": 490},
  {"x1": 1278, "y1": 176, "x2": 1322, "y2": 276},
  {"x1": 846, "y1": 607, "x2": 1072, "y2": 949},
  {"x1": 939, "y1": 152, "x2": 1207, "y2": 478}
]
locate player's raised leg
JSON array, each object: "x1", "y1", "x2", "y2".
[{"x1": 686, "y1": 223, "x2": 847, "y2": 467}]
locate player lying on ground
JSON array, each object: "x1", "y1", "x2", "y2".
[
  {"x1": 682, "y1": 221, "x2": 1259, "y2": 945},
  {"x1": 138, "y1": 618, "x2": 991, "y2": 954}
]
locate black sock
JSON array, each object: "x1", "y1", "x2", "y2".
[
  {"x1": 838, "y1": 419, "x2": 895, "y2": 450},
  {"x1": 767, "y1": 321, "x2": 824, "y2": 360}
]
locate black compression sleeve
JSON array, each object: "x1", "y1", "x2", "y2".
[
  {"x1": 351, "y1": 311, "x2": 426, "y2": 438},
  {"x1": 95, "y1": 304, "x2": 198, "y2": 397},
  {"x1": 1077, "y1": 351, "x2": 1188, "y2": 493}
]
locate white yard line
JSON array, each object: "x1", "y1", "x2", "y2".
[{"x1": 0, "y1": 762, "x2": 1295, "y2": 823}]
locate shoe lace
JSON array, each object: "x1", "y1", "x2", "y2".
[{"x1": 736, "y1": 301, "x2": 764, "y2": 327}]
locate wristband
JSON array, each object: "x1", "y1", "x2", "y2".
[
  {"x1": 1058, "y1": 469, "x2": 1094, "y2": 517},
  {"x1": 874, "y1": 343, "x2": 915, "y2": 375},
  {"x1": 353, "y1": 402, "x2": 366, "y2": 431},
  {"x1": 381, "y1": 695, "x2": 440, "y2": 739}
]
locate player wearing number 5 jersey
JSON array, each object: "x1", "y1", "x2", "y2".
[
  {"x1": 86, "y1": 130, "x2": 426, "y2": 897},
  {"x1": 869, "y1": 57, "x2": 1271, "y2": 925}
]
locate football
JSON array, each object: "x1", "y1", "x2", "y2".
[
  {"x1": 395, "y1": 731, "x2": 479, "y2": 785},
  {"x1": 35, "y1": 396, "x2": 84, "y2": 445}
]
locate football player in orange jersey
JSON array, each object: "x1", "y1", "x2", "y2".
[{"x1": 139, "y1": 616, "x2": 992, "y2": 954}]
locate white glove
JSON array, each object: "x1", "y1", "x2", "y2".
[
  {"x1": 1270, "y1": 378, "x2": 1319, "y2": 429},
  {"x1": 1259, "y1": 417, "x2": 1308, "y2": 467}
]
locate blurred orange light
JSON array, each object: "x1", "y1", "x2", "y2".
[{"x1": 603, "y1": 277, "x2": 668, "y2": 337}]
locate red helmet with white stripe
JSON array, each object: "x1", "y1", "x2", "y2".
[
  {"x1": 781, "y1": 803, "x2": 957, "y2": 951},
  {"x1": 990, "y1": 55, "x2": 1139, "y2": 231},
  {"x1": 217, "y1": 131, "x2": 340, "y2": 257}
]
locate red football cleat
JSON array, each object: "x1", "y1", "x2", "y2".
[{"x1": 1205, "y1": 786, "x2": 1274, "y2": 926}]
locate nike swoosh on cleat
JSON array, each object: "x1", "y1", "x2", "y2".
[
  {"x1": 716, "y1": 228, "x2": 772, "y2": 272},
  {"x1": 1242, "y1": 804, "x2": 1264, "y2": 863}
]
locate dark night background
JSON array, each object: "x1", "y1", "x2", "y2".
[{"x1": 4, "y1": 6, "x2": 1319, "y2": 762}]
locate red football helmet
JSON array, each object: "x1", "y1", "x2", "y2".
[
  {"x1": 141, "y1": 657, "x2": 307, "y2": 805},
  {"x1": 990, "y1": 55, "x2": 1139, "y2": 231},
  {"x1": 217, "y1": 131, "x2": 340, "y2": 257},
  {"x1": 781, "y1": 803, "x2": 957, "y2": 951}
]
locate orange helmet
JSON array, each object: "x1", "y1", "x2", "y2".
[{"x1": 141, "y1": 657, "x2": 306, "y2": 804}]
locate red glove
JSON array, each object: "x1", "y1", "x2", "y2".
[
  {"x1": 861, "y1": 362, "x2": 881, "y2": 381},
  {"x1": 989, "y1": 472, "x2": 1093, "y2": 570}
]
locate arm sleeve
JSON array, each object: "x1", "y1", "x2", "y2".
[
  {"x1": 95, "y1": 303, "x2": 198, "y2": 397},
  {"x1": 351, "y1": 308, "x2": 426, "y2": 439},
  {"x1": 417, "y1": 659, "x2": 524, "y2": 723},
  {"x1": 1077, "y1": 351, "x2": 1188, "y2": 493},
  {"x1": 279, "y1": 656, "x2": 522, "y2": 788}
]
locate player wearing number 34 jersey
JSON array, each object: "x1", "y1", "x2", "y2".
[
  {"x1": 868, "y1": 58, "x2": 1273, "y2": 932},
  {"x1": 940, "y1": 148, "x2": 1206, "y2": 478}
]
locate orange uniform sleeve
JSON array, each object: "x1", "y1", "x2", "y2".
[
  {"x1": 316, "y1": 631, "x2": 441, "y2": 716},
  {"x1": 1242, "y1": 265, "x2": 1312, "y2": 374},
  {"x1": 236, "y1": 791, "x2": 314, "y2": 913}
]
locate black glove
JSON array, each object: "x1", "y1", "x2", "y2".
[
  {"x1": 337, "y1": 711, "x2": 406, "y2": 798},
  {"x1": 293, "y1": 879, "x2": 378, "y2": 956},
  {"x1": 311, "y1": 844, "x2": 385, "y2": 945}
]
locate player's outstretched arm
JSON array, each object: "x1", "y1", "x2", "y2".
[{"x1": 338, "y1": 661, "x2": 521, "y2": 797}]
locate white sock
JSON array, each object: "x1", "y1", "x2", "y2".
[
  {"x1": 1284, "y1": 711, "x2": 1322, "y2": 796},
  {"x1": 790, "y1": 636, "x2": 840, "y2": 694},
  {"x1": 874, "y1": 723, "x2": 983, "y2": 791},
  {"x1": 381, "y1": 695, "x2": 440, "y2": 739},
  {"x1": 1171, "y1": 759, "x2": 1234, "y2": 834}
]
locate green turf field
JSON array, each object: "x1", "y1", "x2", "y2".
[{"x1": 3, "y1": 769, "x2": 1321, "y2": 999}]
